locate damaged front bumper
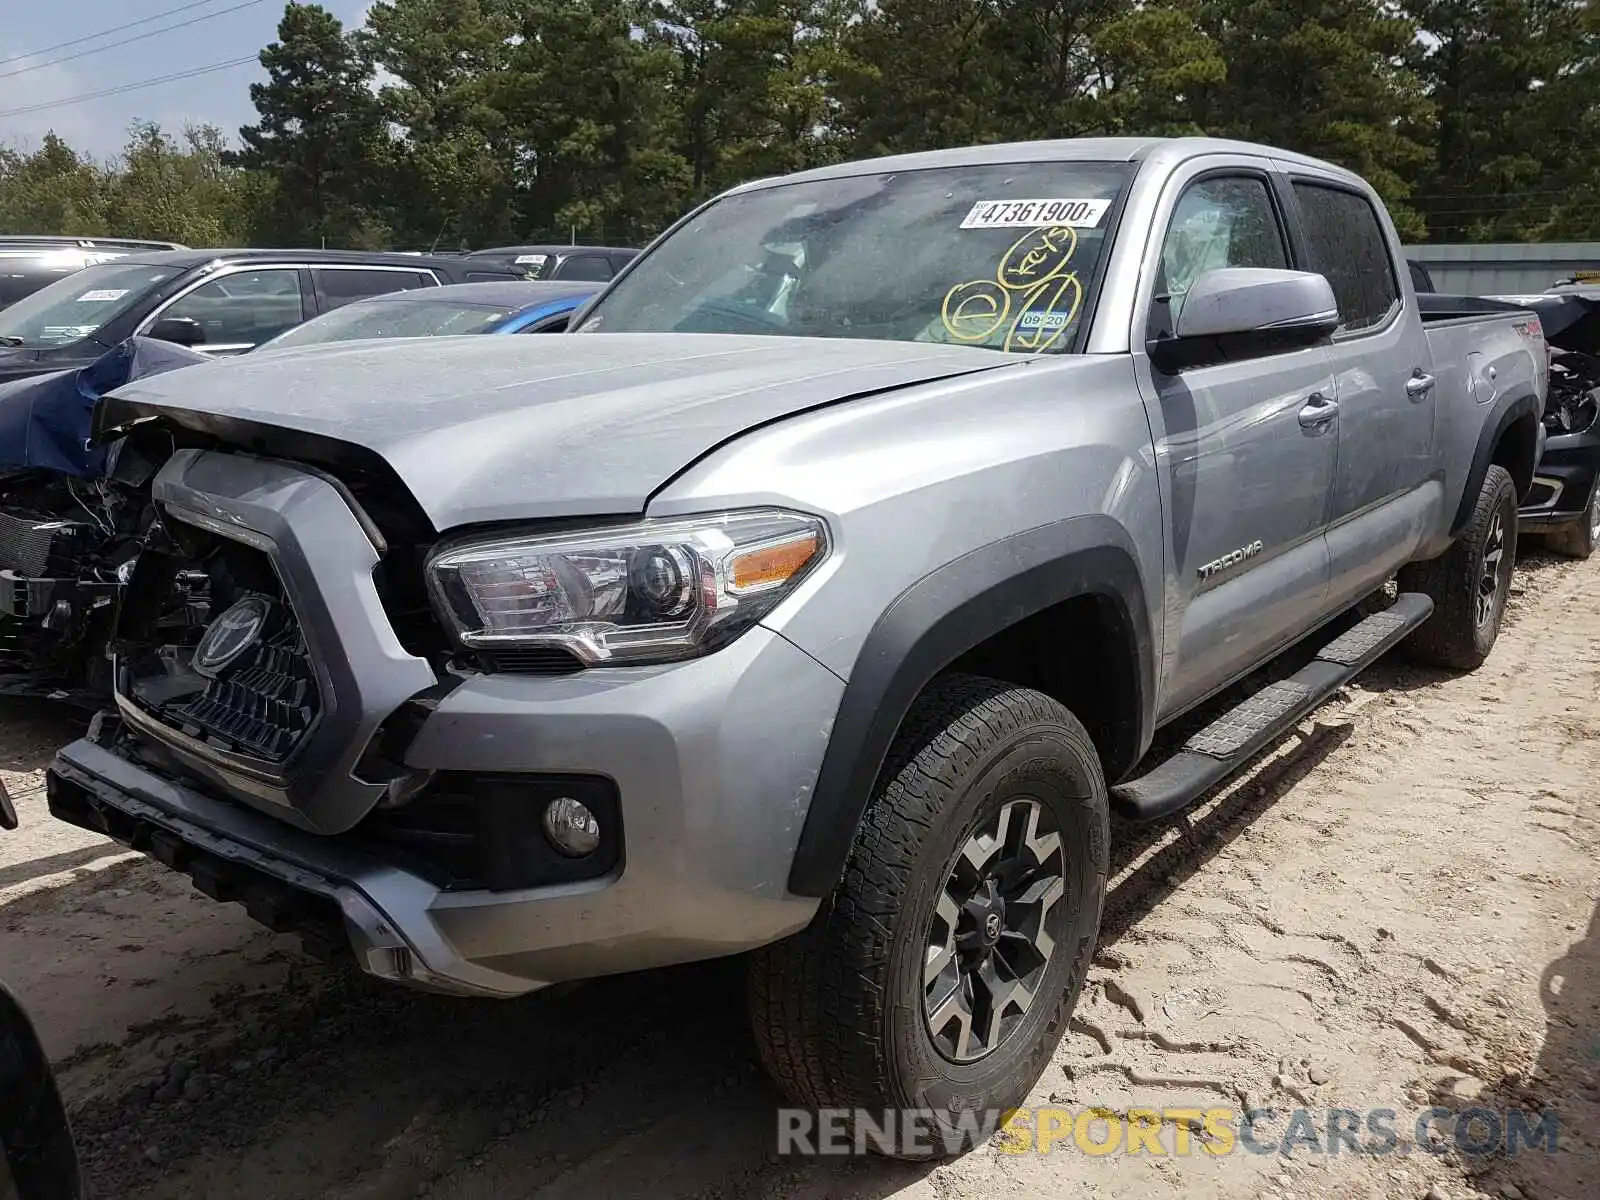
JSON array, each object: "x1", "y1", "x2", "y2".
[{"x1": 50, "y1": 729, "x2": 546, "y2": 998}]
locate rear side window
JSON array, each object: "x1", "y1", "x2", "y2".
[
  {"x1": 313, "y1": 268, "x2": 434, "y2": 311},
  {"x1": 555, "y1": 254, "x2": 614, "y2": 282},
  {"x1": 1291, "y1": 183, "x2": 1399, "y2": 334}
]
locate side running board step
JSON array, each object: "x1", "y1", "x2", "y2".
[{"x1": 1110, "y1": 592, "x2": 1434, "y2": 823}]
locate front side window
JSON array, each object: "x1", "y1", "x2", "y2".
[
  {"x1": 579, "y1": 162, "x2": 1134, "y2": 354},
  {"x1": 313, "y1": 268, "x2": 433, "y2": 311},
  {"x1": 0, "y1": 262, "x2": 177, "y2": 348},
  {"x1": 1291, "y1": 182, "x2": 1399, "y2": 334},
  {"x1": 1153, "y1": 176, "x2": 1288, "y2": 337},
  {"x1": 161, "y1": 269, "x2": 306, "y2": 347}
]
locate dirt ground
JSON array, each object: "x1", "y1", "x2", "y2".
[{"x1": 1, "y1": 545, "x2": 1595, "y2": 1200}]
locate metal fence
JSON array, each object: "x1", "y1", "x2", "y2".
[{"x1": 1402, "y1": 242, "x2": 1600, "y2": 295}]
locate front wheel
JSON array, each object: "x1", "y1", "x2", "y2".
[
  {"x1": 1398, "y1": 464, "x2": 1518, "y2": 670},
  {"x1": 749, "y1": 675, "x2": 1108, "y2": 1159}
]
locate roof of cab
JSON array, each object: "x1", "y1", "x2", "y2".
[{"x1": 731, "y1": 136, "x2": 1359, "y2": 193}]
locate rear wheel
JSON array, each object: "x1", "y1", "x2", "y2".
[
  {"x1": 1543, "y1": 483, "x2": 1599, "y2": 560},
  {"x1": 749, "y1": 674, "x2": 1108, "y2": 1159},
  {"x1": 1398, "y1": 464, "x2": 1518, "y2": 670}
]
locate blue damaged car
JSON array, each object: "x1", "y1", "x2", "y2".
[
  {"x1": 0, "y1": 337, "x2": 210, "y2": 702},
  {"x1": 0, "y1": 282, "x2": 598, "y2": 701}
]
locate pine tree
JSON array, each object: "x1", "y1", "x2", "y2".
[
  {"x1": 1191, "y1": 0, "x2": 1433, "y2": 235},
  {"x1": 1405, "y1": 0, "x2": 1589, "y2": 240},
  {"x1": 235, "y1": 2, "x2": 389, "y2": 246}
]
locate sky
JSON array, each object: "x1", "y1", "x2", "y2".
[{"x1": 0, "y1": 0, "x2": 375, "y2": 160}]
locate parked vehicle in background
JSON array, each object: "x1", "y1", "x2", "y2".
[
  {"x1": 462, "y1": 244, "x2": 637, "y2": 282},
  {"x1": 0, "y1": 235, "x2": 187, "y2": 310},
  {"x1": 0, "y1": 249, "x2": 523, "y2": 385},
  {"x1": 1488, "y1": 284, "x2": 1600, "y2": 558},
  {"x1": 0, "y1": 279, "x2": 597, "y2": 703},
  {"x1": 1, "y1": 757, "x2": 83, "y2": 1186},
  {"x1": 260, "y1": 281, "x2": 601, "y2": 350},
  {"x1": 45, "y1": 137, "x2": 1544, "y2": 1157},
  {"x1": 0, "y1": 976, "x2": 81, "y2": 1198}
]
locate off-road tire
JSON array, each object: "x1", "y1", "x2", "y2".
[
  {"x1": 1543, "y1": 483, "x2": 1599, "y2": 560},
  {"x1": 1398, "y1": 464, "x2": 1518, "y2": 670},
  {"x1": 748, "y1": 674, "x2": 1108, "y2": 1159}
]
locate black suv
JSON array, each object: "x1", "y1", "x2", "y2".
[
  {"x1": 0, "y1": 235, "x2": 187, "y2": 310},
  {"x1": 462, "y1": 244, "x2": 638, "y2": 282},
  {"x1": 0, "y1": 248, "x2": 522, "y2": 384}
]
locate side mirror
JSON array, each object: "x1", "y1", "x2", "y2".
[
  {"x1": 0, "y1": 982, "x2": 83, "y2": 1198},
  {"x1": 1149, "y1": 268, "x2": 1339, "y2": 372},
  {"x1": 147, "y1": 316, "x2": 206, "y2": 347}
]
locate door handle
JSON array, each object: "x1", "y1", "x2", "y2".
[
  {"x1": 1298, "y1": 392, "x2": 1338, "y2": 429},
  {"x1": 1405, "y1": 372, "x2": 1435, "y2": 400}
]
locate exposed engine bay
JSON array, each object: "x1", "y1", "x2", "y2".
[
  {"x1": 0, "y1": 337, "x2": 209, "y2": 701},
  {"x1": 0, "y1": 454, "x2": 162, "y2": 701}
]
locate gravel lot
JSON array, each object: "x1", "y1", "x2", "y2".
[{"x1": 1, "y1": 546, "x2": 1595, "y2": 1200}]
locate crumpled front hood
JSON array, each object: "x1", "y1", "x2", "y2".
[{"x1": 103, "y1": 333, "x2": 1015, "y2": 529}]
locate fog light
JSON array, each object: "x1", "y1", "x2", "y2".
[{"x1": 542, "y1": 796, "x2": 602, "y2": 857}]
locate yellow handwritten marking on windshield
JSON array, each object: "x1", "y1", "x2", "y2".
[{"x1": 941, "y1": 225, "x2": 1084, "y2": 352}]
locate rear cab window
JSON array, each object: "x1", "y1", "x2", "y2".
[
  {"x1": 1290, "y1": 182, "x2": 1400, "y2": 334},
  {"x1": 313, "y1": 267, "x2": 437, "y2": 312}
]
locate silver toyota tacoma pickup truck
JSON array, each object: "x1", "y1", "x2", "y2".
[{"x1": 47, "y1": 138, "x2": 1545, "y2": 1151}]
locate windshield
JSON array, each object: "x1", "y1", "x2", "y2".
[
  {"x1": 579, "y1": 162, "x2": 1132, "y2": 353},
  {"x1": 261, "y1": 297, "x2": 514, "y2": 349},
  {"x1": 0, "y1": 262, "x2": 176, "y2": 348}
]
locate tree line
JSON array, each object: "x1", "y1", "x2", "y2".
[{"x1": 2, "y1": 0, "x2": 1597, "y2": 251}]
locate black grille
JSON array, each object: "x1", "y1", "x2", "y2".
[
  {"x1": 165, "y1": 598, "x2": 318, "y2": 761},
  {"x1": 127, "y1": 539, "x2": 325, "y2": 766}
]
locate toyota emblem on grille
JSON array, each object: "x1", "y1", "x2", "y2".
[{"x1": 193, "y1": 596, "x2": 271, "y2": 679}]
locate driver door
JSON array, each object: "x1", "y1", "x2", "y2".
[{"x1": 1134, "y1": 167, "x2": 1339, "y2": 718}]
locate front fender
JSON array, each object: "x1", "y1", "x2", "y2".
[{"x1": 785, "y1": 515, "x2": 1154, "y2": 897}]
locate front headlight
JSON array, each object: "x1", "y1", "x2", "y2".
[{"x1": 427, "y1": 508, "x2": 828, "y2": 665}]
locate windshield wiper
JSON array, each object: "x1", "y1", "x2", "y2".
[{"x1": 0, "y1": 335, "x2": 24, "y2": 347}]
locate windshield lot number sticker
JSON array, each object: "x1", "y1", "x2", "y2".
[
  {"x1": 75, "y1": 289, "x2": 130, "y2": 302},
  {"x1": 961, "y1": 199, "x2": 1109, "y2": 230}
]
